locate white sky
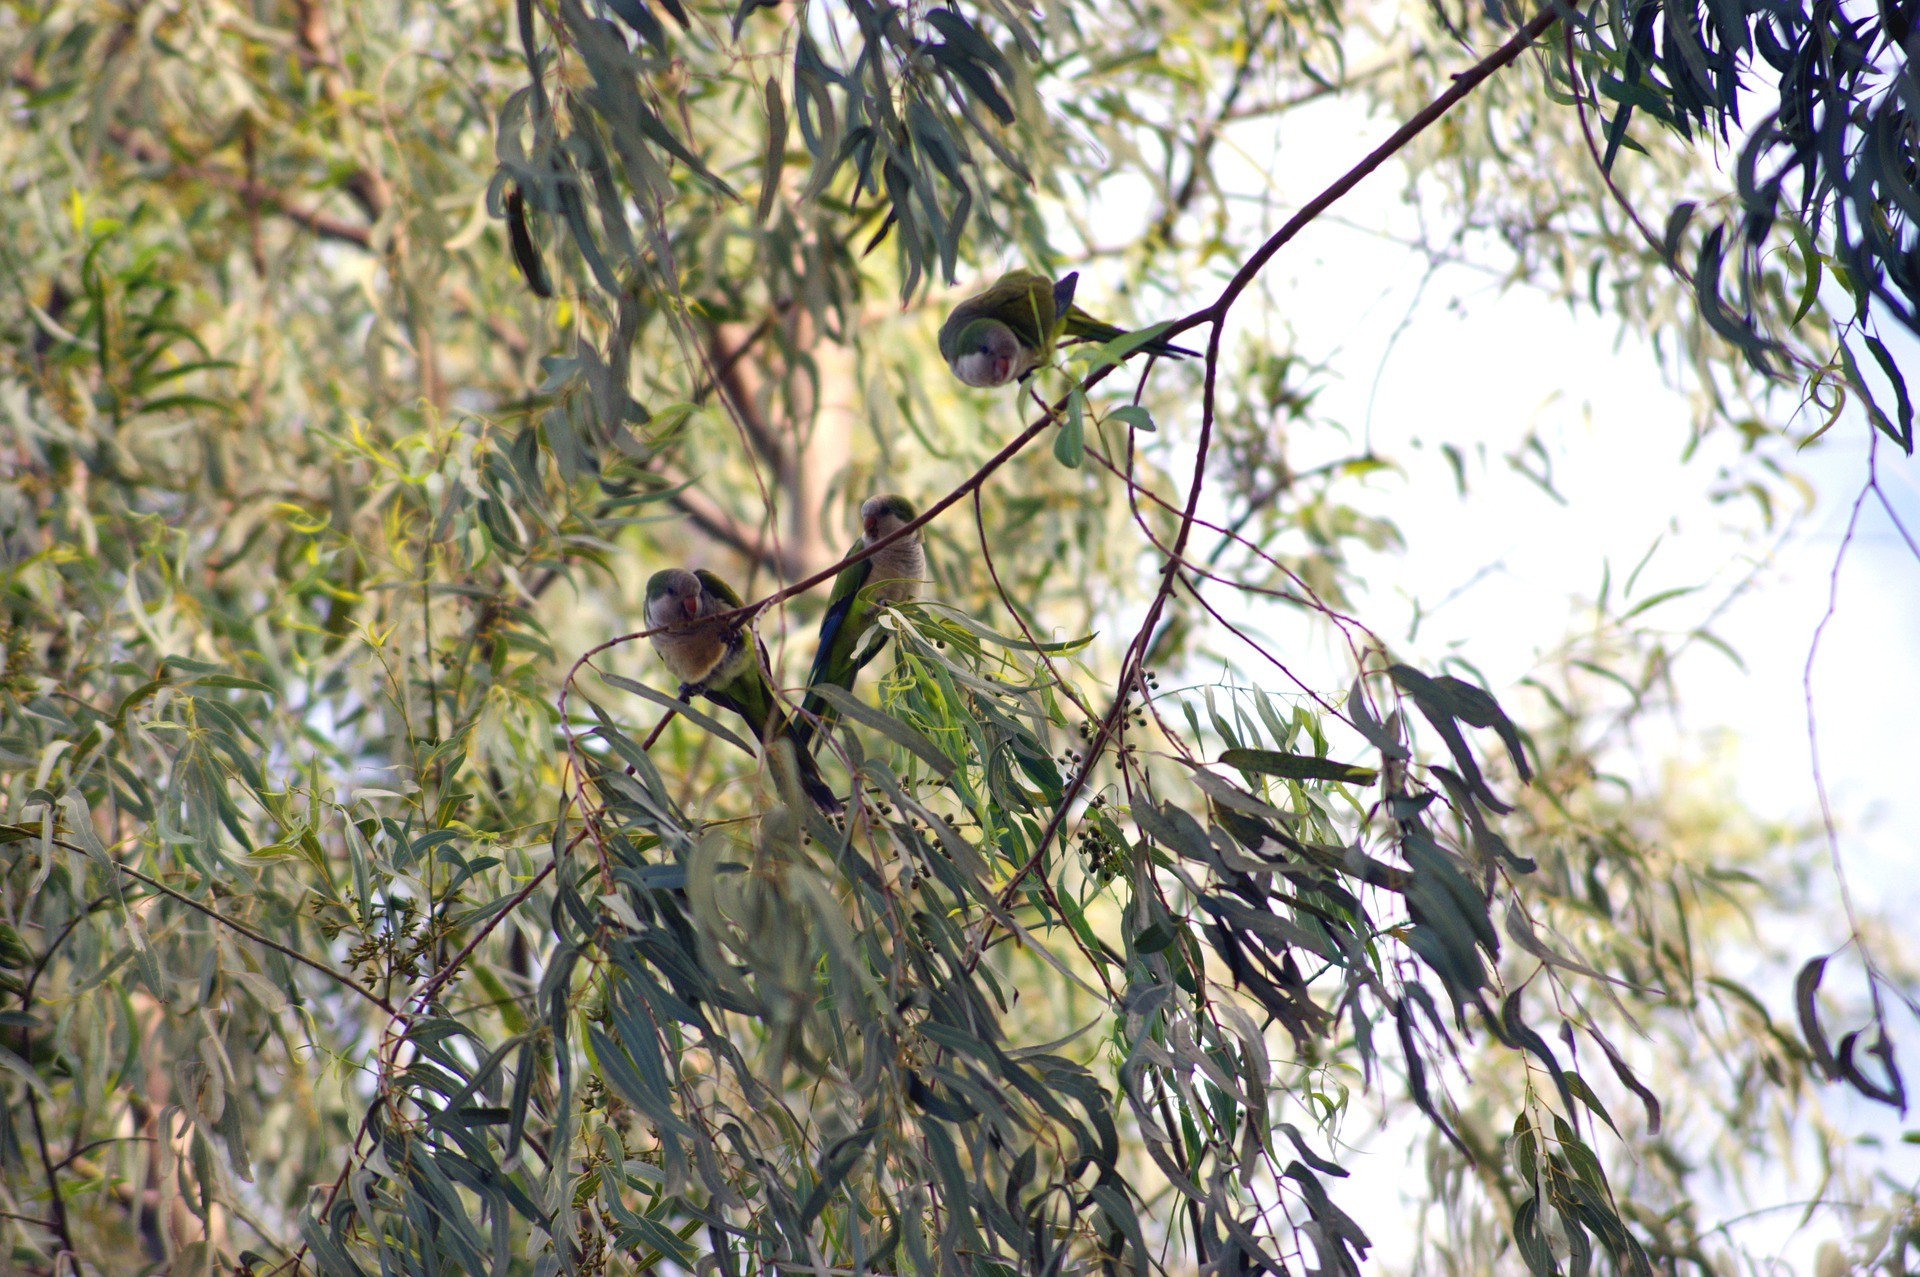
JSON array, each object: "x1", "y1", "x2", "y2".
[{"x1": 1118, "y1": 73, "x2": 1920, "y2": 1269}]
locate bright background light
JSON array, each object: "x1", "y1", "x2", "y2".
[{"x1": 1157, "y1": 83, "x2": 1920, "y2": 1265}]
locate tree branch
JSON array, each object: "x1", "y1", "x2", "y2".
[
  {"x1": 52, "y1": 839, "x2": 396, "y2": 1014},
  {"x1": 24, "y1": 1076, "x2": 73, "y2": 1265},
  {"x1": 980, "y1": 0, "x2": 1567, "y2": 934},
  {"x1": 6, "y1": 65, "x2": 376, "y2": 248},
  {"x1": 117, "y1": 132, "x2": 376, "y2": 248},
  {"x1": 1190, "y1": 2, "x2": 1565, "y2": 334},
  {"x1": 663, "y1": 475, "x2": 807, "y2": 579},
  {"x1": 291, "y1": 0, "x2": 394, "y2": 225},
  {"x1": 557, "y1": 386, "x2": 1081, "y2": 733},
  {"x1": 1150, "y1": 7, "x2": 1282, "y2": 245}
]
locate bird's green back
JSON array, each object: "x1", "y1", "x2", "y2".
[
  {"x1": 1058, "y1": 304, "x2": 1128, "y2": 345},
  {"x1": 940, "y1": 270, "x2": 1056, "y2": 357},
  {"x1": 694, "y1": 569, "x2": 745, "y2": 609},
  {"x1": 706, "y1": 637, "x2": 779, "y2": 741},
  {"x1": 688, "y1": 570, "x2": 775, "y2": 736},
  {"x1": 824, "y1": 540, "x2": 873, "y2": 611}
]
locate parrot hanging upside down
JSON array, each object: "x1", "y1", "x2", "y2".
[
  {"x1": 797, "y1": 494, "x2": 926, "y2": 749},
  {"x1": 937, "y1": 269, "x2": 1198, "y2": 389},
  {"x1": 644, "y1": 568, "x2": 843, "y2": 813}
]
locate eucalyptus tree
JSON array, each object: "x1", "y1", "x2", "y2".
[{"x1": 0, "y1": 0, "x2": 1913, "y2": 1273}]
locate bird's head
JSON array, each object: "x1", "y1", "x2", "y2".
[
  {"x1": 948, "y1": 319, "x2": 1022, "y2": 388},
  {"x1": 644, "y1": 568, "x2": 705, "y2": 628},
  {"x1": 861, "y1": 493, "x2": 920, "y2": 544}
]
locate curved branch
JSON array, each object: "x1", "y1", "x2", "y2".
[
  {"x1": 1168, "y1": 2, "x2": 1567, "y2": 345},
  {"x1": 977, "y1": 0, "x2": 1567, "y2": 941},
  {"x1": 556, "y1": 387, "x2": 1083, "y2": 729},
  {"x1": 52, "y1": 839, "x2": 396, "y2": 1014}
]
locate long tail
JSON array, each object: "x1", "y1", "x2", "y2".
[
  {"x1": 1062, "y1": 309, "x2": 1198, "y2": 359},
  {"x1": 793, "y1": 638, "x2": 889, "y2": 751},
  {"x1": 793, "y1": 689, "x2": 830, "y2": 750},
  {"x1": 1137, "y1": 333, "x2": 1199, "y2": 359},
  {"x1": 702, "y1": 682, "x2": 844, "y2": 812},
  {"x1": 771, "y1": 733, "x2": 843, "y2": 813}
]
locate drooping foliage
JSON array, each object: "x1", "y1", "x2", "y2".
[{"x1": 1, "y1": 0, "x2": 1915, "y2": 1274}]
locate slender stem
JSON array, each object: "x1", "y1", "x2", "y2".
[
  {"x1": 1184, "y1": 2, "x2": 1566, "y2": 337},
  {"x1": 558, "y1": 3, "x2": 1567, "y2": 805},
  {"x1": 53, "y1": 840, "x2": 395, "y2": 1014},
  {"x1": 973, "y1": 0, "x2": 1567, "y2": 946},
  {"x1": 1802, "y1": 440, "x2": 1874, "y2": 987},
  {"x1": 641, "y1": 708, "x2": 679, "y2": 750},
  {"x1": 555, "y1": 392, "x2": 1082, "y2": 771},
  {"x1": 22, "y1": 897, "x2": 114, "y2": 1008},
  {"x1": 24, "y1": 1068, "x2": 73, "y2": 1262},
  {"x1": 407, "y1": 858, "x2": 559, "y2": 1012},
  {"x1": 10, "y1": 896, "x2": 120, "y2": 1267}
]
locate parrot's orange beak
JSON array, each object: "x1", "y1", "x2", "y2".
[
  {"x1": 863, "y1": 517, "x2": 880, "y2": 541},
  {"x1": 681, "y1": 595, "x2": 700, "y2": 620}
]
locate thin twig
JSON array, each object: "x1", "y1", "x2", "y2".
[
  {"x1": 555, "y1": 392, "x2": 1076, "y2": 737},
  {"x1": 24, "y1": 1072, "x2": 73, "y2": 1262},
  {"x1": 281, "y1": 827, "x2": 585, "y2": 1277},
  {"x1": 1081, "y1": 438, "x2": 1382, "y2": 677},
  {"x1": 969, "y1": 488, "x2": 1120, "y2": 1000},
  {"x1": 1801, "y1": 434, "x2": 1878, "y2": 1004},
  {"x1": 1181, "y1": 1, "x2": 1566, "y2": 337},
  {"x1": 52, "y1": 839, "x2": 396, "y2": 1014},
  {"x1": 973, "y1": 3, "x2": 1567, "y2": 935},
  {"x1": 407, "y1": 858, "x2": 560, "y2": 1012},
  {"x1": 1151, "y1": 8, "x2": 1283, "y2": 245},
  {"x1": 552, "y1": 8, "x2": 1558, "y2": 769},
  {"x1": 642, "y1": 709, "x2": 680, "y2": 750}
]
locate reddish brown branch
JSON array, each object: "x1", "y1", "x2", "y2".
[
  {"x1": 556, "y1": 390, "x2": 1078, "y2": 729},
  {"x1": 8, "y1": 61, "x2": 375, "y2": 248},
  {"x1": 24, "y1": 1074, "x2": 73, "y2": 1265},
  {"x1": 407, "y1": 857, "x2": 560, "y2": 1012},
  {"x1": 969, "y1": 488, "x2": 1120, "y2": 997},
  {"x1": 121, "y1": 134, "x2": 376, "y2": 248}
]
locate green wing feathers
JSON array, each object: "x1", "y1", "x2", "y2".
[
  {"x1": 694, "y1": 569, "x2": 744, "y2": 608},
  {"x1": 942, "y1": 270, "x2": 1055, "y2": 354},
  {"x1": 1059, "y1": 303, "x2": 1199, "y2": 359},
  {"x1": 797, "y1": 547, "x2": 874, "y2": 747}
]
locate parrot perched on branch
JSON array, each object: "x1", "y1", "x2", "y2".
[
  {"x1": 645, "y1": 568, "x2": 842, "y2": 813},
  {"x1": 937, "y1": 269, "x2": 1197, "y2": 388},
  {"x1": 797, "y1": 495, "x2": 926, "y2": 748}
]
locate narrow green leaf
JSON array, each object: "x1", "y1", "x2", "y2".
[
  {"x1": 598, "y1": 673, "x2": 754, "y2": 756},
  {"x1": 756, "y1": 76, "x2": 786, "y2": 227},
  {"x1": 1054, "y1": 387, "x2": 1085, "y2": 468},
  {"x1": 809, "y1": 684, "x2": 955, "y2": 778},
  {"x1": 1220, "y1": 748, "x2": 1377, "y2": 786},
  {"x1": 1082, "y1": 321, "x2": 1179, "y2": 374},
  {"x1": 1794, "y1": 955, "x2": 1838, "y2": 1075}
]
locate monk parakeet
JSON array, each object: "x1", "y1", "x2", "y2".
[
  {"x1": 937, "y1": 269, "x2": 1197, "y2": 388},
  {"x1": 645, "y1": 568, "x2": 842, "y2": 812},
  {"x1": 796, "y1": 495, "x2": 925, "y2": 748}
]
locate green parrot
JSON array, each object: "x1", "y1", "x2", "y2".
[
  {"x1": 796, "y1": 494, "x2": 925, "y2": 749},
  {"x1": 937, "y1": 269, "x2": 1197, "y2": 388},
  {"x1": 645, "y1": 568, "x2": 842, "y2": 813}
]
